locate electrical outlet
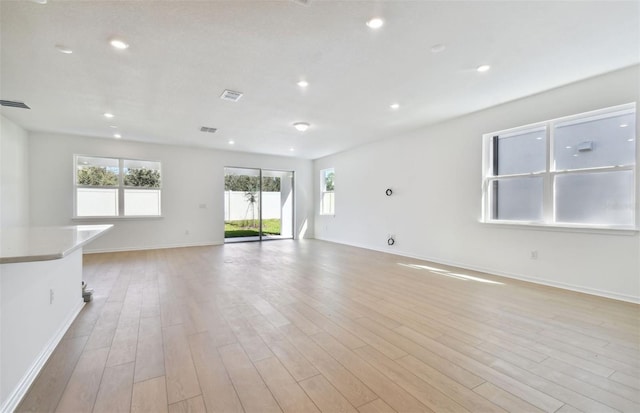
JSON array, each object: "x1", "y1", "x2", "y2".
[
  {"x1": 50, "y1": 289, "x2": 54, "y2": 304},
  {"x1": 530, "y1": 250, "x2": 538, "y2": 260}
]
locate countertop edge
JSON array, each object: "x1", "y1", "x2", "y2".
[
  {"x1": 0, "y1": 225, "x2": 114, "y2": 264},
  {"x1": 60, "y1": 225, "x2": 114, "y2": 258},
  {"x1": 0, "y1": 253, "x2": 65, "y2": 264}
]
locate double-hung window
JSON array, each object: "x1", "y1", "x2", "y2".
[
  {"x1": 482, "y1": 103, "x2": 636, "y2": 229},
  {"x1": 75, "y1": 155, "x2": 162, "y2": 217},
  {"x1": 320, "y1": 168, "x2": 335, "y2": 215}
]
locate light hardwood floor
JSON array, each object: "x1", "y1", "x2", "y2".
[{"x1": 17, "y1": 240, "x2": 640, "y2": 413}]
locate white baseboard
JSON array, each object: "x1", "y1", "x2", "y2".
[
  {"x1": 0, "y1": 300, "x2": 85, "y2": 413},
  {"x1": 82, "y1": 235, "x2": 638, "y2": 303},
  {"x1": 314, "y1": 236, "x2": 640, "y2": 304},
  {"x1": 84, "y1": 241, "x2": 222, "y2": 254}
]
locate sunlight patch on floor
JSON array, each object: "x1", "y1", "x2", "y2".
[{"x1": 398, "y1": 263, "x2": 504, "y2": 285}]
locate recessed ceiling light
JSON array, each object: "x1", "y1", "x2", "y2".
[
  {"x1": 113, "y1": 133, "x2": 121, "y2": 139},
  {"x1": 536, "y1": 137, "x2": 543, "y2": 140},
  {"x1": 628, "y1": 138, "x2": 635, "y2": 142},
  {"x1": 565, "y1": 145, "x2": 572, "y2": 149},
  {"x1": 430, "y1": 44, "x2": 446, "y2": 53},
  {"x1": 390, "y1": 103, "x2": 400, "y2": 110},
  {"x1": 297, "y1": 80, "x2": 309, "y2": 88},
  {"x1": 109, "y1": 125, "x2": 118, "y2": 128},
  {"x1": 228, "y1": 140, "x2": 235, "y2": 145},
  {"x1": 104, "y1": 112, "x2": 114, "y2": 118},
  {"x1": 620, "y1": 123, "x2": 628, "y2": 128},
  {"x1": 476, "y1": 64, "x2": 491, "y2": 72},
  {"x1": 30, "y1": 0, "x2": 47, "y2": 4},
  {"x1": 366, "y1": 18, "x2": 384, "y2": 29},
  {"x1": 110, "y1": 39, "x2": 129, "y2": 50},
  {"x1": 289, "y1": 147, "x2": 295, "y2": 152},
  {"x1": 293, "y1": 122, "x2": 310, "y2": 132},
  {"x1": 55, "y1": 45, "x2": 73, "y2": 54}
]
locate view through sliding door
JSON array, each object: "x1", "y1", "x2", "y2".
[{"x1": 224, "y1": 167, "x2": 294, "y2": 242}]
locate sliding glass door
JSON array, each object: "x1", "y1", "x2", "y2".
[{"x1": 224, "y1": 167, "x2": 294, "y2": 242}]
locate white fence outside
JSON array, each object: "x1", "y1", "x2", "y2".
[
  {"x1": 224, "y1": 191, "x2": 282, "y2": 221},
  {"x1": 76, "y1": 188, "x2": 162, "y2": 216}
]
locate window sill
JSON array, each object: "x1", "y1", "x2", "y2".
[
  {"x1": 480, "y1": 220, "x2": 638, "y2": 236},
  {"x1": 72, "y1": 216, "x2": 164, "y2": 221}
]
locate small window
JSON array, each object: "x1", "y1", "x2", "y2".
[
  {"x1": 490, "y1": 177, "x2": 544, "y2": 222},
  {"x1": 482, "y1": 103, "x2": 636, "y2": 229},
  {"x1": 488, "y1": 127, "x2": 547, "y2": 222},
  {"x1": 123, "y1": 159, "x2": 162, "y2": 216},
  {"x1": 75, "y1": 156, "x2": 162, "y2": 217},
  {"x1": 320, "y1": 168, "x2": 335, "y2": 215},
  {"x1": 555, "y1": 170, "x2": 634, "y2": 226}
]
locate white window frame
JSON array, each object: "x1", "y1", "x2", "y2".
[
  {"x1": 73, "y1": 155, "x2": 163, "y2": 218},
  {"x1": 481, "y1": 103, "x2": 637, "y2": 231},
  {"x1": 320, "y1": 168, "x2": 335, "y2": 216}
]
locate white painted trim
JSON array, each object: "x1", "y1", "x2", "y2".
[
  {"x1": 0, "y1": 300, "x2": 84, "y2": 413},
  {"x1": 313, "y1": 236, "x2": 640, "y2": 304},
  {"x1": 83, "y1": 241, "x2": 222, "y2": 254}
]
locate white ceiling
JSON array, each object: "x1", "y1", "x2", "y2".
[{"x1": 1, "y1": 0, "x2": 638, "y2": 160}]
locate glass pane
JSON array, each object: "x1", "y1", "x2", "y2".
[
  {"x1": 555, "y1": 170, "x2": 634, "y2": 226},
  {"x1": 124, "y1": 159, "x2": 161, "y2": 187},
  {"x1": 262, "y1": 170, "x2": 294, "y2": 239},
  {"x1": 491, "y1": 177, "x2": 543, "y2": 221},
  {"x1": 322, "y1": 168, "x2": 335, "y2": 191},
  {"x1": 124, "y1": 189, "x2": 161, "y2": 216},
  {"x1": 321, "y1": 192, "x2": 335, "y2": 215},
  {"x1": 224, "y1": 167, "x2": 261, "y2": 239},
  {"x1": 261, "y1": 175, "x2": 281, "y2": 236},
  {"x1": 76, "y1": 156, "x2": 118, "y2": 186},
  {"x1": 76, "y1": 188, "x2": 118, "y2": 216},
  {"x1": 554, "y1": 109, "x2": 636, "y2": 170},
  {"x1": 496, "y1": 128, "x2": 546, "y2": 175}
]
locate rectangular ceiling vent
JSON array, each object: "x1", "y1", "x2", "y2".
[
  {"x1": 0, "y1": 100, "x2": 30, "y2": 109},
  {"x1": 200, "y1": 126, "x2": 217, "y2": 133},
  {"x1": 292, "y1": 0, "x2": 312, "y2": 5},
  {"x1": 220, "y1": 90, "x2": 243, "y2": 102}
]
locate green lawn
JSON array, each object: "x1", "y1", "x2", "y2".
[{"x1": 225, "y1": 219, "x2": 281, "y2": 238}]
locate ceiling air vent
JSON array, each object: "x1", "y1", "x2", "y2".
[
  {"x1": 200, "y1": 126, "x2": 217, "y2": 133},
  {"x1": 0, "y1": 100, "x2": 30, "y2": 109},
  {"x1": 292, "y1": 0, "x2": 312, "y2": 5},
  {"x1": 220, "y1": 90, "x2": 243, "y2": 102}
]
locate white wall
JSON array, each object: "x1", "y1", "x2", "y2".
[
  {"x1": 0, "y1": 115, "x2": 29, "y2": 228},
  {"x1": 314, "y1": 66, "x2": 640, "y2": 303},
  {"x1": 29, "y1": 133, "x2": 314, "y2": 252}
]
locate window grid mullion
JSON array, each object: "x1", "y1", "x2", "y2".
[
  {"x1": 545, "y1": 123, "x2": 554, "y2": 224},
  {"x1": 118, "y1": 158, "x2": 125, "y2": 216},
  {"x1": 76, "y1": 185, "x2": 119, "y2": 189}
]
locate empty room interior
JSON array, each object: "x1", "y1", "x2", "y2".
[{"x1": 1, "y1": 1, "x2": 639, "y2": 413}]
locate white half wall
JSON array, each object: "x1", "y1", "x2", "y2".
[
  {"x1": 29, "y1": 133, "x2": 314, "y2": 252},
  {"x1": 0, "y1": 249, "x2": 84, "y2": 413},
  {"x1": 1, "y1": 115, "x2": 29, "y2": 228},
  {"x1": 314, "y1": 66, "x2": 640, "y2": 303}
]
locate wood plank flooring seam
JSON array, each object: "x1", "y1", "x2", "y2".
[{"x1": 17, "y1": 242, "x2": 639, "y2": 413}]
